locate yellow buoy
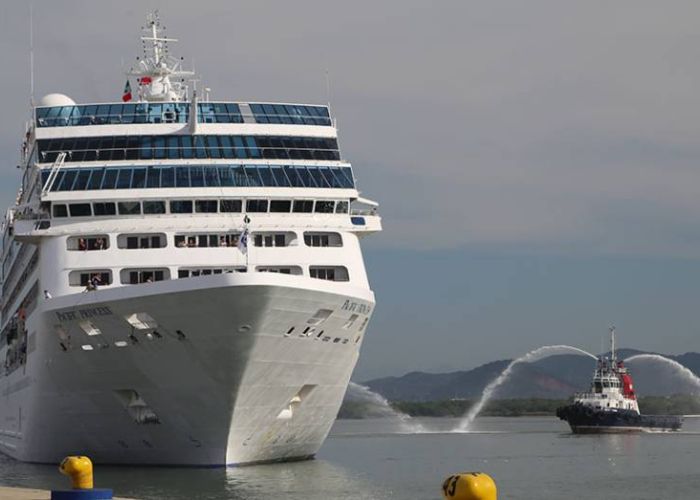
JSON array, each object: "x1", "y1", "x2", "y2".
[
  {"x1": 442, "y1": 472, "x2": 497, "y2": 500},
  {"x1": 59, "y1": 456, "x2": 94, "y2": 489}
]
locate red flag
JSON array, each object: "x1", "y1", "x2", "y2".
[
  {"x1": 139, "y1": 76, "x2": 152, "y2": 85},
  {"x1": 122, "y1": 80, "x2": 132, "y2": 102}
]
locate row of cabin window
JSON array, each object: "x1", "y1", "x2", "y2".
[
  {"x1": 248, "y1": 103, "x2": 331, "y2": 126},
  {"x1": 67, "y1": 232, "x2": 341, "y2": 251},
  {"x1": 36, "y1": 103, "x2": 192, "y2": 127},
  {"x1": 178, "y1": 268, "x2": 246, "y2": 278},
  {"x1": 71, "y1": 266, "x2": 349, "y2": 286},
  {"x1": 36, "y1": 103, "x2": 330, "y2": 128},
  {"x1": 41, "y1": 165, "x2": 355, "y2": 191},
  {"x1": 175, "y1": 233, "x2": 290, "y2": 248},
  {"x1": 37, "y1": 135, "x2": 340, "y2": 163},
  {"x1": 52, "y1": 199, "x2": 349, "y2": 218}
]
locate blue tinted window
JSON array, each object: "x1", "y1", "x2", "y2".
[
  {"x1": 194, "y1": 136, "x2": 207, "y2": 159},
  {"x1": 244, "y1": 137, "x2": 260, "y2": 158},
  {"x1": 148, "y1": 104, "x2": 162, "y2": 123},
  {"x1": 219, "y1": 167, "x2": 233, "y2": 186},
  {"x1": 167, "y1": 136, "x2": 179, "y2": 159},
  {"x1": 134, "y1": 103, "x2": 148, "y2": 123},
  {"x1": 50, "y1": 171, "x2": 66, "y2": 189},
  {"x1": 231, "y1": 166, "x2": 246, "y2": 186},
  {"x1": 146, "y1": 166, "x2": 160, "y2": 188},
  {"x1": 73, "y1": 170, "x2": 91, "y2": 190},
  {"x1": 337, "y1": 167, "x2": 354, "y2": 188},
  {"x1": 270, "y1": 166, "x2": 290, "y2": 187},
  {"x1": 131, "y1": 168, "x2": 146, "y2": 188},
  {"x1": 284, "y1": 166, "x2": 303, "y2": 187},
  {"x1": 38, "y1": 164, "x2": 353, "y2": 192},
  {"x1": 108, "y1": 104, "x2": 123, "y2": 124},
  {"x1": 199, "y1": 104, "x2": 215, "y2": 123},
  {"x1": 232, "y1": 137, "x2": 246, "y2": 158},
  {"x1": 116, "y1": 168, "x2": 133, "y2": 189},
  {"x1": 86, "y1": 168, "x2": 104, "y2": 190},
  {"x1": 246, "y1": 199, "x2": 268, "y2": 212},
  {"x1": 286, "y1": 105, "x2": 305, "y2": 125},
  {"x1": 181, "y1": 136, "x2": 194, "y2": 159},
  {"x1": 250, "y1": 104, "x2": 267, "y2": 123},
  {"x1": 58, "y1": 170, "x2": 76, "y2": 191},
  {"x1": 219, "y1": 136, "x2": 234, "y2": 158},
  {"x1": 140, "y1": 136, "x2": 153, "y2": 159},
  {"x1": 122, "y1": 104, "x2": 136, "y2": 124},
  {"x1": 96, "y1": 105, "x2": 110, "y2": 124},
  {"x1": 225, "y1": 103, "x2": 242, "y2": 122},
  {"x1": 257, "y1": 166, "x2": 275, "y2": 186},
  {"x1": 46, "y1": 107, "x2": 61, "y2": 119},
  {"x1": 262, "y1": 104, "x2": 279, "y2": 123},
  {"x1": 162, "y1": 103, "x2": 177, "y2": 123},
  {"x1": 206, "y1": 136, "x2": 221, "y2": 158},
  {"x1": 243, "y1": 166, "x2": 262, "y2": 187},
  {"x1": 190, "y1": 167, "x2": 205, "y2": 187},
  {"x1": 204, "y1": 167, "x2": 219, "y2": 187},
  {"x1": 322, "y1": 167, "x2": 342, "y2": 188},
  {"x1": 176, "y1": 167, "x2": 190, "y2": 187},
  {"x1": 102, "y1": 169, "x2": 118, "y2": 189},
  {"x1": 309, "y1": 167, "x2": 331, "y2": 188},
  {"x1": 170, "y1": 200, "x2": 193, "y2": 213},
  {"x1": 153, "y1": 137, "x2": 165, "y2": 159},
  {"x1": 296, "y1": 166, "x2": 314, "y2": 187},
  {"x1": 38, "y1": 134, "x2": 339, "y2": 162},
  {"x1": 161, "y1": 167, "x2": 175, "y2": 188}
]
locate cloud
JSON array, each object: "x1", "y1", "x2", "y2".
[{"x1": 1, "y1": 0, "x2": 700, "y2": 258}]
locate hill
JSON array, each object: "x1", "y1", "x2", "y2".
[{"x1": 361, "y1": 350, "x2": 700, "y2": 402}]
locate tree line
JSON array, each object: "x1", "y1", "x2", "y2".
[{"x1": 338, "y1": 395, "x2": 700, "y2": 419}]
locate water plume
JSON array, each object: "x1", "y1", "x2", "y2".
[
  {"x1": 624, "y1": 354, "x2": 700, "y2": 393},
  {"x1": 346, "y1": 382, "x2": 425, "y2": 433},
  {"x1": 454, "y1": 345, "x2": 597, "y2": 432}
]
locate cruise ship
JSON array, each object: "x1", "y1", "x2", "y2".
[{"x1": 0, "y1": 13, "x2": 380, "y2": 465}]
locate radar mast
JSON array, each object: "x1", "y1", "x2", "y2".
[{"x1": 126, "y1": 11, "x2": 194, "y2": 102}]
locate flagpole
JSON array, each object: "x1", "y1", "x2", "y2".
[{"x1": 245, "y1": 215, "x2": 250, "y2": 269}]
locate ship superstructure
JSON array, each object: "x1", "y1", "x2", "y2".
[
  {"x1": 557, "y1": 328, "x2": 682, "y2": 433},
  {"x1": 0, "y1": 13, "x2": 381, "y2": 465}
]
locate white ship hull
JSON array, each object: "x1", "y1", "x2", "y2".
[{"x1": 0, "y1": 274, "x2": 373, "y2": 465}]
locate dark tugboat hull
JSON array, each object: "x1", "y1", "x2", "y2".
[{"x1": 556, "y1": 404, "x2": 683, "y2": 434}]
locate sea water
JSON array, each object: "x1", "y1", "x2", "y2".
[{"x1": 1, "y1": 416, "x2": 699, "y2": 499}]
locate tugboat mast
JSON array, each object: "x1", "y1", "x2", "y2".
[{"x1": 610, "y1": 326, "x2": 616, "y2": 363}]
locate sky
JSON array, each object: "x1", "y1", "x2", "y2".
[{"x1": 2, "y1": 0, "x2": 700, "y2": 380}]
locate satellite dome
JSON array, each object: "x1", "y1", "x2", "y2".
[{"x1": 37, "y1": 93, "x2": 76, "y2": 107}]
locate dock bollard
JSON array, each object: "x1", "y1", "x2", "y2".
[
  {"x1": 442, "y1": 472, "x2": 497, "y2": 500},
  {"x1": 51, "y1": 456, "x2": 113, "y2": 500}
]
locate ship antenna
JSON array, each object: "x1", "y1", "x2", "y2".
[
  {"x1": 609, "y1": 325, "x2": 616, "y2": 362},
  {"x1": 29, "y1": 2, "x2": 35, "y2": 107}
]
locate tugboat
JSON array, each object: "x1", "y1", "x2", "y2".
[{"x1": 556, "y1": 328, "x2": 683, "y2": 433}]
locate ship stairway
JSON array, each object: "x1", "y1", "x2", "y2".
[{"x1": 41, "y1": 152, "x2": 67, "y2": 197}]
